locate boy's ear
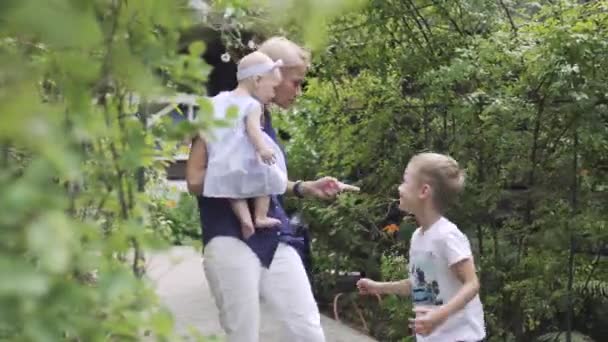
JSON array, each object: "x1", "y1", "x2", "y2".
[{"x1": 420, "y1": 184, "x2": 431, "y2": 198}]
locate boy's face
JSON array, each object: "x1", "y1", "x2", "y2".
[
  {"x1": 253, "y1": 69, "x2": 281, "y2": 104},
  {"x1": 398, "y1": 163, "x2": 429, "y2": 214}
]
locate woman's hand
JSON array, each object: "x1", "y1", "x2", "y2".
[{"x1": 300, "y1": 176, "x2": 360, "y2": 200}]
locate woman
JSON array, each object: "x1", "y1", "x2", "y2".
[{"x1": 186, "y1": 36, "x2": 358, "y2": 342}]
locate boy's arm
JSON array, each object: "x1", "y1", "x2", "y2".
[
  {"x1": 436, "y1": 229, "x2": 480, "y2": 317},
  {"x1": 436, "y1": 258, "x2": 480, "y2": 318},
  {"x1": 380, "y1": 279, "x2": 412, "y2": 296},
  {"x1": 411, "y1": 258, "x2": 480, "y2": 336},
  {"x1": 412, "y1": 228, "x2": 481, "y2": 336}
]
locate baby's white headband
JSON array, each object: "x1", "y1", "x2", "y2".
[{"x1": 236, "y1": 59, "x2": 284, "y2": 81}]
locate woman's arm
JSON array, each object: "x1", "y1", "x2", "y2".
[
  {"x1": 288, "y1": 178, "x2": 360, "y2": 199},
  {"x1": 186, "y1": 135, "x2": 208, "y2": 195}
]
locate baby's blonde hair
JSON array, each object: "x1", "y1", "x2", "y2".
[
  {"x1": 236, "y1": 50, "x2": 282, "y2": 90},
  {"x1": 410, "y1": 152, "x2": 466, "y2": 213},
  {"x1": 237, "y1": 51, "x2": 276, "y2": 77}
]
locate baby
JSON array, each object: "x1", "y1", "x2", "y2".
[{"x1": 203, "y1": 51, "x2": 287, "y2": 239}]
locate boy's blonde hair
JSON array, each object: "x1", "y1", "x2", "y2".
[
  {"x1": 410, "y1": 152, "x2": 466, "y2": 213},
  {"x1": 257, "y1": 36, "x2": 310, "y2": 68}
]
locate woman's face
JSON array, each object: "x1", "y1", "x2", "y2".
[{"x1": 272, "y1": 65, "x2": 307, "y2": 108}]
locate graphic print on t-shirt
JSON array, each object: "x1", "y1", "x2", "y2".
[{"x1": 410, "y1": 251, "x2": 444, "y2": 306}]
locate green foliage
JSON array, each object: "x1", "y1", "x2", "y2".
[
  {"x1": 281, "y1": 0, "x2": 608, "y2": 341},
  {"x1": 375, "y1": 253, "x2": 413, "y2": 341},
  {"x1": 150, "y1": 190, "x2": 202, "y2": 246},
  {"x1": 0, "y1": 0, "x2": 363, "y2": 340},
  {"x1": 536, "y1": 331, "x2": 595, "y2": 342},
  {"x1": 574, "y1": 280, "x2": 608, "y2": 299}
]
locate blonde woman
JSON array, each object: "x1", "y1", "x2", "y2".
[{"x1": 187, "y1": 37, "x2": 358, "y2": 342}]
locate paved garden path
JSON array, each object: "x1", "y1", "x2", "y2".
[{"x1": 145, "y1": 246, "x2": 378, "y2": 342}]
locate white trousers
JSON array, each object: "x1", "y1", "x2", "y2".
[{"x1": 203, "y1": 237, "x2": 326, "y2": 342}]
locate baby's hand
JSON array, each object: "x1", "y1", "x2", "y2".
[{"x1": 258, "y1": 147, "x2": 276, "y2": 165}]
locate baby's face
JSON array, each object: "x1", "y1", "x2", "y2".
[{"x1": 253, "y1": 69, "x2": 282, "y2": 104}]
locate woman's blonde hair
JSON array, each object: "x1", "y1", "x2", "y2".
[
  {"x1": 257, "y1": 36, "x2": 310, "y2": 68},
  {"x1": 410, "y1": 152, "x2": 466, "y2": 213}
]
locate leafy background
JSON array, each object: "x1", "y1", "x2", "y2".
[
  {"x1": 0, "y1": 0, "x2": 361, "y2": 340},
  {"x1": 277, "y1": 1, "x2": 608, "y2": 341},
  {"x1": 1, "y1": 0, "x2": 605, "y2": 341}
]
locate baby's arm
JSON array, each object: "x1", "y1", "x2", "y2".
[
  {"x1": 245, "y1": 105, "x2": 269, "y2": 152},
  {"x1": 245, "y1": 105, "x2": 275, "y2": 163}
]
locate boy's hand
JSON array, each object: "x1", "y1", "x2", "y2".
[
  {"x1": 409, "y1": 306, "x2": 448, "y2": 336},
  {"x1": 356, "y1": 278, "x2": 381, "y2": 295},
  {"x1": 258, "y1": 147, "x2": 276, "y2": 165}
]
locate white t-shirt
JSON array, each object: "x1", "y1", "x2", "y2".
[{"x1": 409, "y1": 217, "x2": 486, "y2": 342}]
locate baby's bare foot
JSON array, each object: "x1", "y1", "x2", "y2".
[
  {"x1": 255, "y1": 216, "x2": 281, "y2": 228},
  {"x1": 241, "y1": 223, "x2": 255, "y2": 239}
]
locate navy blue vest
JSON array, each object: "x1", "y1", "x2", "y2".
[{"x1": 197, "y1": 111, "x2": 304, "y2": 267}]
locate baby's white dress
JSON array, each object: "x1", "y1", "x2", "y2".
[{"x1": 203, "y1": 91, "x2": 288, "y2": 198}]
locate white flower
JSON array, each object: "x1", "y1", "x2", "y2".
[
  {"x1": 224, "y1": 7, "x2": 234, "y2": 18},
  {"x1": 221, "y1": 53, "x2": 231, "y2": 63},
  {"x1": 247, "y1": 40, "x2": 256, "y2": 50}
]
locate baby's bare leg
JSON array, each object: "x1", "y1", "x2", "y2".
[
  {"x1": 254, "y1": 196, "x2": 281, "y2": 228},
  {"x1": 230, "y1": 199, "x2": 255, "y2": 239}
]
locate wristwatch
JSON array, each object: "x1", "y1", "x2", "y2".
[{"x1": 293, "y1": 180, "x2": 305, "y2": 198}]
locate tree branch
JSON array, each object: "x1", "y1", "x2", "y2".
[
  {"x1": 498, "y1": 0, "x2": 518, "y2": 35},
  {"x1": 429, "y1": 0, "x2": 465, "y2": 36}
]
